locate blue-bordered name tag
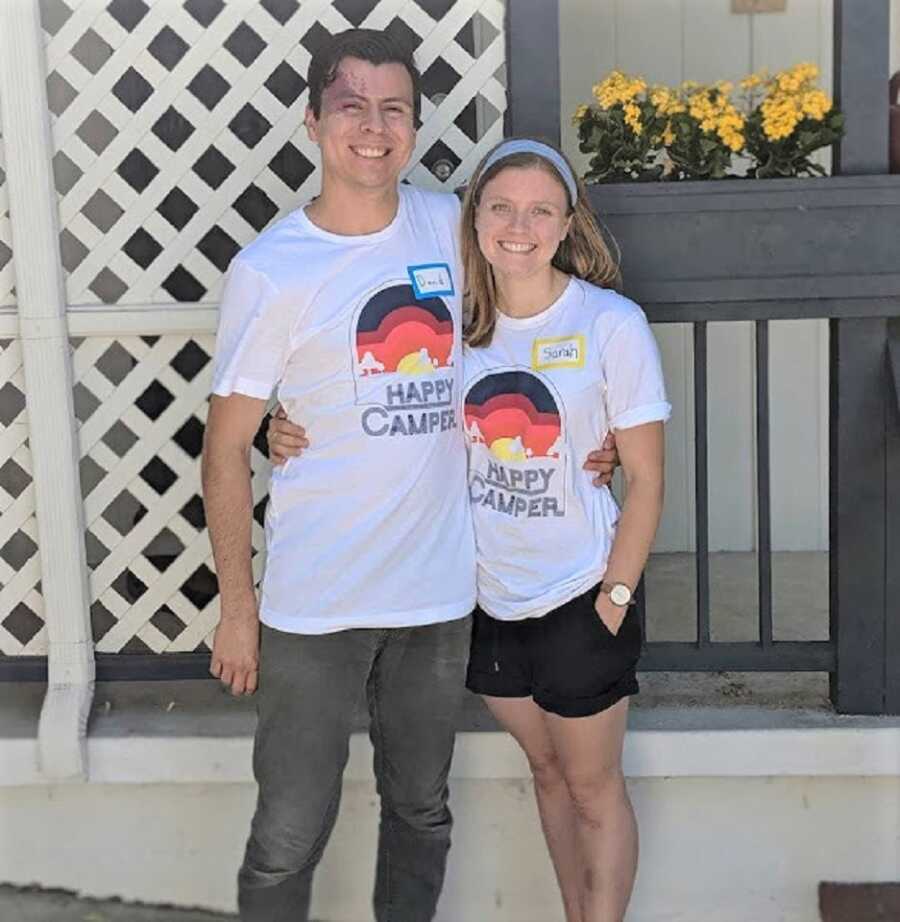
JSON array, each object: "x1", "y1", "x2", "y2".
[{"x1": 408, "y1": 263, "x2": 455, "y2": 299}]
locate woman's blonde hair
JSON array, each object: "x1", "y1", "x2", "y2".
[{"x1": 460, "y1": 138, "x2": 621, "y2": 348}]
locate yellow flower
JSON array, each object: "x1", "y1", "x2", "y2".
[
  {"x1": 740, "y1": 71, "x2": 766, "y2": 91},
  {"x1": 773, "y1": 62, "x2": 820, "y2": 96},
  {"x1": 662, "y1": 122, "x2": 676, "y2": 145},
  {"x1": 761, "y1": 92, "x2": 804, "y2": 139},
  {"x1": 593, "y1": 71, "x2": 647, "y2": 110},
  {"x1": 651, "y1": 85, "x2": 685, "y2": 116},
  {"x1": 624, "y1": 101, "x2": 643, "y2": 134},
  {"x1": 800, "y1": 90, "x2": 831, "y2": 121},
  {"x1": 571, "y1": 103, "x2": 590, "y2": 125}
]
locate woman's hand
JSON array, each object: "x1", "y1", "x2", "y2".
[
  {"x1": 583, "y1": 431, "x2": 619, "y2": 487},
  {"x1": 594, "y1": 591, "x2": 628, "y2": 636},
  {"x1": 266, "y1": 404, "x2": 309, "y2": 465}
]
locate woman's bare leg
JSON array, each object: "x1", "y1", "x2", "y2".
[
  {"x1": 481, "y1": 695, "x2": 584, "y2": 922},
  {"x1": 545, "y1": 697, "x2": 637, "y2": 922}
]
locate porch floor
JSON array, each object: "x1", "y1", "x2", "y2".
[{"x1": 0, "y1": 885, "x2": 236, "y2": 921}]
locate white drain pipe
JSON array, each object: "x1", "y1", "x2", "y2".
[{"x1": 0, "y1": 0, "x2": 95, "y2": 780}]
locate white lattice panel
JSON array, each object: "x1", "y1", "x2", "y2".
[
  {"x1": 0, "y1": 339, "x2": 47, "y2": 655},
  {"x1": 74, "y1": 333, "x2": 270, "y2": 652},
  {"x1": 43, "y1": 0, "x2": 506, "y2": 307},
  {"x1": 0, "y1": 127, "x2": 15, "y2": 308}
]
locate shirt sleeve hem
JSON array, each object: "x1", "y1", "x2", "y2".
[
  {"x1": 210, "y1": 376, "x2": 274, "y2": 400},
  {"x1": 610, "y1": 402, "x2": 672, "y2": 431}
]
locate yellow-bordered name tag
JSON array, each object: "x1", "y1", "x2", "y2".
[{"x1": 531, "y1": 335, "x2": 586, "y2": 370}]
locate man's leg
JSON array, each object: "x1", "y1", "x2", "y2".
[
  {"x1": 238, "y1": 624, "x2": 376, "y2": 922},
  {"x1": 368, "y1": 615, "x2": 471, "y2": 922}
]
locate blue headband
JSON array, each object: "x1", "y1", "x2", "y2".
[{"x1": 479, "y1": 139, "x2": 578, "y2": 205}]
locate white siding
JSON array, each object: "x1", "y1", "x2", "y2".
[
  {"x1": 894, "y1": 0, "x2": 900, "y2": 74},
  {"x1": 560, "y1": 0, "x2": 845, "y2": 551}
]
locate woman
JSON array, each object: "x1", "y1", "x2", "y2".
[{"x1": 268, "y1": 138, "x2": 669, "y2": 922}]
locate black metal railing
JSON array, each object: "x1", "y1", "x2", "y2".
[{"x1": 635, "y1": 310, "x2": 834, "y2": 675}]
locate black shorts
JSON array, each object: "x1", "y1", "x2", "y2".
[{"x1": 465, "y1": 584, "x2": 641, "y2": 718}]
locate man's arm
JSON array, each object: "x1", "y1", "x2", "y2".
[{"x1": 201, "y1": 393, "x2": 269, "y2": 695}]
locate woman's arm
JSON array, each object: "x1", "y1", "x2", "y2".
[
  {"x1": 594, "y1": 420, "x2": 665, "y2": 634},
  {"x1": 266, "y1": 404, "x2": 309, "y2": 464}
]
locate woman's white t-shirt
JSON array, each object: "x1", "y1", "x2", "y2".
[
  {"x1": 462, "y1": 277, "x2": 671, "y2": 621},
  {"x1": 211, "y1": 186, "x2": 475, "y2": 634}
]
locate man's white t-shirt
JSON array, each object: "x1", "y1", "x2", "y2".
[
  {"x1": 462, "y1": 277, "x2": 671, "y2": 621},
  {"x1": 212, "y1": 185, "x2": 476, "y2": 634}
]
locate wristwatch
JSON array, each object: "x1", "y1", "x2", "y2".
[{"x1": 599, "y1": 581, "x2": 635, "y2": 607}]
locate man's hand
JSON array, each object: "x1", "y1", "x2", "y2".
[
  {"x1": 266, "y1": 404, "x2": 309, "y2": 466},
  {"x1": 583, "y1": 431, "x2": 619, "y2": 487},
  {"x1": 210, "y1": 594, "x2": 260, "y2": 696}
]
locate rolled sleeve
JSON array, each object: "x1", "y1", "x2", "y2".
[{"x1": 602, "y1": 312, "x2": 671, "y2": 431}]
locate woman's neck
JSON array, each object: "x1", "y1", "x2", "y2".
[{"x1": 495, "y1": 268, "x2": 569, "y2": 320}]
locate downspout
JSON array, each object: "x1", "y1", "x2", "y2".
[{"x1": 0, "y1": 0, "x2": 95, "y2": 779}]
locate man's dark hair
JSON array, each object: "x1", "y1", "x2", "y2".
[{"x1": 307, "y1": 28, "x2": 421, "y2": 121}]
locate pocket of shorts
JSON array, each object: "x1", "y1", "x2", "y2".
[
  {"x1": 581, "y1": 590, "x2": 616, "y2": 637},
  {"x1": 583, "y1": 592, "x2": 636, "y2": 641}
]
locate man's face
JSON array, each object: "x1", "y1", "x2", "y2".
[{"x1": 306, "y1": 57, "x2": 416, "y2": 195}]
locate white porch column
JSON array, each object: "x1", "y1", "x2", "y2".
[{"x1": 0, "y1": 0, "x2": 94, "y2": 779}]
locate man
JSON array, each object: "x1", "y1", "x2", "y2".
[{"x1": 202, "y1": 27, "x2": 616, "y2": 922}]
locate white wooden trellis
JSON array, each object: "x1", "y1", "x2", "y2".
[{"x1": 0, "y1": 0, "x2": 507, "y2": 776}]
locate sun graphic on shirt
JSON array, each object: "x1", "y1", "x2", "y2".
[
  {"x1": 355, "y1": 285, "x2": 453, "y2": 377},
  {"x1": 397, "y1": 347, "x2": 439, "y2": 375},
  {"x1": 464, "y1": 370, "x2": 563, "y2": 462},
  {"x1": 489, "y1": 436, "x2": 528, "y2": 462}
]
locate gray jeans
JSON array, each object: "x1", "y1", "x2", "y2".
[{"x1": 238, "y1": 615, "x2": 471, "y2": 922}]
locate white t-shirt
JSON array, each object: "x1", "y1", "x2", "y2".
[
  {"x1": 212, "y1": 185, "x2": 475, "y2": 633},
  {"x1": 462, "y1": 277, "x2": 671, "y2": 621}
]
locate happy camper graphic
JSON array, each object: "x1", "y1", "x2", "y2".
[
  {"x1": 351, "y1": 281, "x2": 457, "y2": 439},
  {"x1": 464, "y1": 369, "x2": 566, "y2": 518}
]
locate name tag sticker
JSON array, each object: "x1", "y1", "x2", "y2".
[
  {"x1": 408, "y1": 263, "x2": 455, "y2": 299},
  {"x1": 532, "y1": 335, "x2": 586, "y2": 370}
]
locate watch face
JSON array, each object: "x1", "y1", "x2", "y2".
[{"x1": 610, "y1": 584, "x2": 631, "y2": 606}]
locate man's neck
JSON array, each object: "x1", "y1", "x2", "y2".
[{"x1": 305, "y1": 181, "x2": 401, "y2": 236}]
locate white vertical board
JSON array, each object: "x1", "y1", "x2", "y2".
[
  {"x1": 652, "y1": 324, "x2": 695, "y2": 552},
  {"x1": 769, "y1": 320, "x2": 829, "y2": 551},
  {"x1": 750, "y1": 0, "x2": 831, "y2": 76},
  {"x1": 708, "y1": 322, "x2": 756, "y2": 550},
  {"x1": 683, "y1": 0, "x2": 752, "y2": 83},
  {"x1": 558, "y1": 0, "x2": 617, "y2": 172},
  {"x1": 751, "y1": 0, "x2": 833, "y2": 173},
  {"x1": 892, "y1": 0, "x2": 900, "y2": 73},
  {"x1": 612, "y1": 0, "x2": 685, "y2": 83}
]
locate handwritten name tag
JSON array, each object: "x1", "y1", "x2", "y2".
[
  {"x1": 532, "y1": 335, "x2": 586, "y2": 370},
  {"x1": 408, "y1": 263, "x2": 455, "y2": 299}
]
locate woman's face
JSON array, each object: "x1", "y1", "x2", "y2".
[{"x1": 474, "y1": 165, "x2": 572, "y2": 283}]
